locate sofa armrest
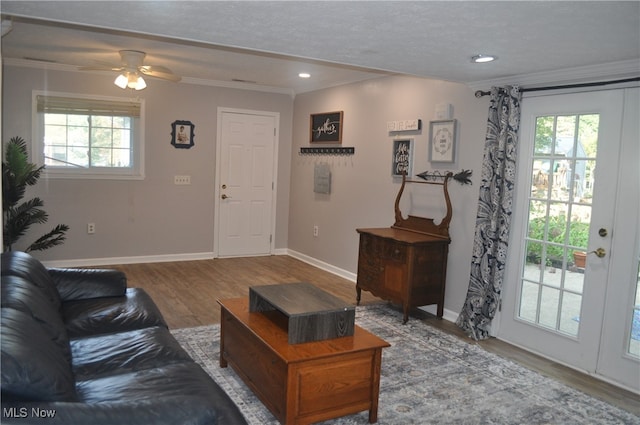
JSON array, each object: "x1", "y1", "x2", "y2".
[{"x1": 47, "y1": 268, "x2": 127, "y2": 302}]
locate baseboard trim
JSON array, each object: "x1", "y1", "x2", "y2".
[
  {"x1": 41, "y1": 252, "x2": 216, "y2": 268},
  {"x1": 286, "y1": 249, "x2": 357, "y2": 282},
  {"x1": 42, "y1": 248, "x2": 294, "y2": 268}
]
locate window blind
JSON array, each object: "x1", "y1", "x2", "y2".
[{"x1": 36, "y1": 95, "x2": 141, "y2": 117}]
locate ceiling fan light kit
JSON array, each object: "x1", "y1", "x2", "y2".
[{"x1": 114, "y1": 72, "x2": 146, "y2": 90}]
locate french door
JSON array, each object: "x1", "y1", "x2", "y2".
[
  {"x1": 215, "y1": 109, "x2": 278, "y2": 257},
  {"x1": 500, "y1": 88, "x2": 639, "y2": 392}
]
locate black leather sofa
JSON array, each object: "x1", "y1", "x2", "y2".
[{"x1": 1, "y1": 251, "x2": 247, "y2": 425}]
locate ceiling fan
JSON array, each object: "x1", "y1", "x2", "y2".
[{"x1": 80, "y1": 50, "x2": 181, "y2": 90}]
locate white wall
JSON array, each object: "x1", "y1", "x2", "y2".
[
  {"x1": 2, "y1": 65, "x2": 294, "y2": 263},
  {"x1": 288, "y1": 75, "x2": 490, "y2": 317}
]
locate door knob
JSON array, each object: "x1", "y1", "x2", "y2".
[
  {"x1": 589, "y1": 248, "x2": 606, "y2": 258},
  {"x1": 221, "y1": 194, "x2": 231, "y2": 200}
]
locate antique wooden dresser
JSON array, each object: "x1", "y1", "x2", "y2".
[{"x1": 356, "y1": 173, "x2": 452, "y2": 323}]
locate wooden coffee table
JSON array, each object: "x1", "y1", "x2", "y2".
[{"x1": 218, "y1": 294, "x2": 389, "y2": 425}]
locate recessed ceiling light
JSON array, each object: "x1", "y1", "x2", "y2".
[
  {"x1": 298, "y1": 72, "x2": 311, "y2": 78},
  {"x1": 471, "y1": 54, "x2": 497, "y2": 63}
]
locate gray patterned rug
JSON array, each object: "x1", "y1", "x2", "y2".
[{"x1": 171, "y1": 304, "x2": 638, "y2": 424}]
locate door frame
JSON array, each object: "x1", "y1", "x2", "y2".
[{"x1": 214, "y1": 107, "x2": 280, "y2": 257}]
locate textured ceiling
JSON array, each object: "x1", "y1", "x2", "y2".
[{"x1": 1, "y1": 1, "x2": 639, "y2": 94}]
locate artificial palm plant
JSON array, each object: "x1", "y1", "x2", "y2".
[{"x1": 2, "y1": 136, "x2": 69, "y2": 252}]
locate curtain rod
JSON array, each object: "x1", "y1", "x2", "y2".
[{"x1": 474, "y1": 77, "x2": 640, "y2": 98}]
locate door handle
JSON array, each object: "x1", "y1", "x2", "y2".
[
  {"x1": 588, "y1": 248, "x2": 606, "y2": 258},
  {"x1": 221, "y1": 194, "x2": 231, "y2": 200}
]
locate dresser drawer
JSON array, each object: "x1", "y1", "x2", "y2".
[{"x1": 360, "y1": 233, "x2": 406, "y2": 262}]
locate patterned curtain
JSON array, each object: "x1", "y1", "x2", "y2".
[{"x1": 456, "y1": 86, "x2": 522, "y2": 340}]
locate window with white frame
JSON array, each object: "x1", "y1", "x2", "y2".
[{"x1": 33, "y1": 92, "x2": 144, "y2": 179}]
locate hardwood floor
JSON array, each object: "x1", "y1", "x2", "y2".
[{"x1": 111, "y1": 255, "x2": 639, "y2": 415}]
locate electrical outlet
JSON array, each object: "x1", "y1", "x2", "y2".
[
  {"x1": 174, "y1": 175, "x2": 191, "y2": 185},
  {"x1": 87, "y1": 223, "x2": 96, "y2": 234},
  {"x1": 313, "y1": 225, "x2": 319, "y2": 237}
]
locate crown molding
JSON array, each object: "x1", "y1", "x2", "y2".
[
  {"x1": 467, "y1": 59, "x2": 640, "y2": 91},
  {"x1": 3, "y1": 57, "x2": 295, "y2": 97}
]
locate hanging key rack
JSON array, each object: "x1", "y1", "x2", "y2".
[{"x1": 299, "y1": 147, "x2": 355, "y2": 156}]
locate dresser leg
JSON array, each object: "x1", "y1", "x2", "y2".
[{"x1": 356, "y1": 286, "x2": 362, "y2": 305}]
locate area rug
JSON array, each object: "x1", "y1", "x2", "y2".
[{"x1": 171, "y1": 304, "x2": 638, "y2": 424}]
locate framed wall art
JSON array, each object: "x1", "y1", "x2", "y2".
[
  {"x1": 171, "y1": 120, "x2": 195, "y2": 149},
  {"x1": 392, "y1": 138, "x2": 413, "y2": 177},
  {"x1": 310, "y1": 111, "x2": 343, "y2": 143},
  {"x1": 428, "y1": 119, "x2": 457, "y2": 163}
]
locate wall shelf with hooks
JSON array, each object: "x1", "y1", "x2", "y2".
[{"x1": 300, "y1": 147, "x2": 355, "y2": 156}]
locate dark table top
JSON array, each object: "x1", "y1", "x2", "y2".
[{"x1": 249, "y1": 282, "x2": 353, "y2": 317}]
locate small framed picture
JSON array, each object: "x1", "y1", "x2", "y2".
[
  {"x1": 171, "y1": 120, "x2": 195, "y2": 149},
  {"x1": 310, "y1": 111, "x2": 343, "y2": 143},
  {"x1": 429, "y1": 119, "x2": 457, "y2": 163},
  {"x1": 392, "y1": 138, "x2": 413, "y2": 177}
]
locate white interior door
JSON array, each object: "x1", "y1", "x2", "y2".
[
  {"x1": 500, "y1": 88, "x2": 639, "y2": 392},
  {"x1": 216, "y1": 110, "x2": 277, "y2": 257}
]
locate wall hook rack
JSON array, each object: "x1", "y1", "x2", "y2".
[{"x1": 300, "y1": 147, "x2": 355, "y2": 156}]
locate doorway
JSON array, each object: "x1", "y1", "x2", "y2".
[
  {"x1": 215, "y1": 108, "x2": 279, "y2": 257},
  {"x1": 499, "y1": 88, "x2": 639, "y2": 392}
]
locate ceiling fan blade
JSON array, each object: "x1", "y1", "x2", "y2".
[
  {"x1": 79, "y1": 65, "x2": 124, "y2": 72},
  {"x1": 139, "y1": 66, "x2": 181, "y2": 82}
]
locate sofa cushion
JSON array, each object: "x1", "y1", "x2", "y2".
[
  {"x1": 71, "y1": 327, "x2": 193, "y2": 379},
  {"x1": 1, "y1": 251, "x2": 61, "y2": 310},
  {"x1": 1, "y1": 308, "x2": 76, "y2": 402},
  {"x1": 63, "y1": 288, "x2": 167, "y2": 338},
  {"x1": 76, "y1": 362, "x2": 247, "y2": 424},
  {"x1": 48, "y1": 268, "x2": 127, "y2": 301},
  {"x1": 1, "y1": 275, "x2": 71, "y2": 362}
]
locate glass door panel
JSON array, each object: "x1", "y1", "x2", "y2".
[{"x1": 519, "y1": 113, "x2": 598, "y2": 338}]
